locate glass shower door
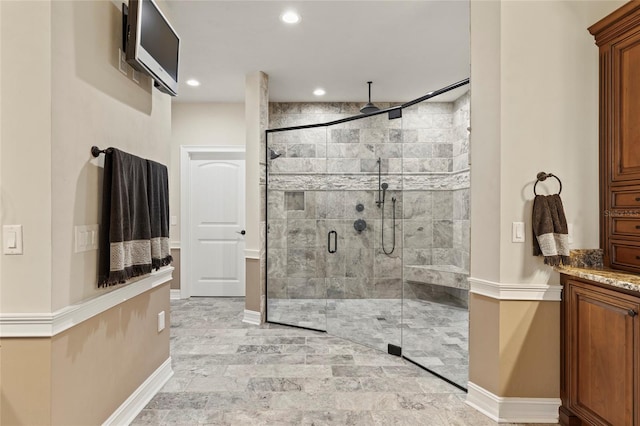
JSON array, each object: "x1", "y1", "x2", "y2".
[
  {"x1": 325, "y1": 111, "x2": 403, "y2": 354},
  {"x1": 400, "y1": 94, "x2": 471, "y2": 389},
  {"x1": 266, "y1": 127, "x2": 328, "y2": 331}
]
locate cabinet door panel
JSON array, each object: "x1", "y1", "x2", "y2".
[
  {"x1": 568, "y1": 283, "x2": 638, "y2": 426},
  {"x1": 612, "y1": 30, "x2": 640, "y2": 182}
]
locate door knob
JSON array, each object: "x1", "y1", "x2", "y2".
[
  {"x1": 236, "y1": 230, "x2": 246, "y2": 235},
  {"x1": 628, "y1": 309, "x2": 637, "y2": 317}
]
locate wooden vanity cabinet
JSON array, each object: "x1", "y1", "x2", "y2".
[
  {"x1": 590, "y1": 1, "x2": 640, "y2": 273},
  {"x1": 560, "y1": 275, "x2": 640, "y2": 426}
]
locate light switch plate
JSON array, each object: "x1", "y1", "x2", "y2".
[
  {"x1": 75, "y1": 225, "x2": 99, "y2": 253},
  {"x1": 568, "y1": 223, "x2": 574, "y2": 245},
  {"x1": 512, "y1": 221, "x2": 525, "y2": 243},
  {"x1": 3, "y1": 225, "x2": 23, "y2": 255}
]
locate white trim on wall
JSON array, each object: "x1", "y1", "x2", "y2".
[
  {"x1": 469, "y1": 277, "x2": 562, "y2": 301},
  {"x1": 0, "y1": 267, "x2": 174, "y2": 338},
  {"x1": 180, "y1": 146, "x2": 247, "y2": 300},
  {"x1": 242, "y1": 309, "x2": 261, "y2": 325},
  {"x1": 170, "y1": 289, "x2": 182, "y2": 300},
  {"x1": 102, "y1": 357, "x2": 173, "y2": 426},
  {"x1": 245, "y1": 249, "x2": 260, "y2": 259},
  {"x1": 466, "y1": 382, "x2": 560, "y2": 423}
]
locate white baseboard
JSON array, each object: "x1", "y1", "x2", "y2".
[
  {"x1": 466, "y1": 382, "x2": 560, "y2": 423},
  {"x1": 242, "y1": 309, "x2": 261, "y2": 325},
  {"x1": 102, "y1": 357, "x2": 173, "y2": 426},
  {"x1": 170, "y1": 289, "x2": 182, "y2": 300}
]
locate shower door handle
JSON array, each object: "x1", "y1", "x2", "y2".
[{"x1": 328, "y1": 230, "x2": 337, "y2": 254}]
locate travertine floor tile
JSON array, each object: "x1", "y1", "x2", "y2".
[{"x1": 130, "y1": 297, "x2": 558, "y2": 426}]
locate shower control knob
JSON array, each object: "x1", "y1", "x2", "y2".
[
  {"x1": 356, "y1": 203, "x2": 364, "y2": 212},
  {"x1": 353, "y1": 219, "x2": 367, "y2": 233}
]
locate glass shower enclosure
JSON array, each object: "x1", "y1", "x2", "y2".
[{"x1": 265, "y1": 79, "x2": 470, "y2": 389}]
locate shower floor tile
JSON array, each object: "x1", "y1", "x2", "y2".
[{"x1": 268, "y1": 297, "x2": 469, "y2": 387}]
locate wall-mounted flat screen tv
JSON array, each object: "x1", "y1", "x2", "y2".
[{"x1": 125, "y1": 0, "x2": 180, "y2": 96}]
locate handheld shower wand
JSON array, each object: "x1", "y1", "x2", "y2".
[{"x1": 381, "y1": 182, "x2": 388, "y2": 205}]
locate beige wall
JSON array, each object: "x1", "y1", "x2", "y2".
[
  {"x1": 497, "y1": 0, "x2": 622, "y2": 284},
  {"x1": 51, "y1": 283, "x2": 170, "y2": 425},
  {"x1": 170, "y1": 248, "x2": 180, "y2": 289},
  {"x1": 245, "y1": 72, "x2": 267, "y2": 255},
  {"x1": 469, "y1": 0, "x2": 625, "y2": 398},
  {"x1": 245, "y1": 258, "x2": 260, "y2": 312},
  {"x1": 50, "y1": 1, "x2": 171, "y2": 310},
  {"x1": 0, "y1": 284, "x2": 170, "y2": 426},
  {"x1": 1, "y1": 1, "x2": 173, "y2": 424},
  {"x1": 469, "y1": 0, "x2": 501, "y2": 284},
  {"x1": 499, "y1": 300, "x2": 560, "y2": 397},
  {"x1": 469, "y1": 295, "x2": 561, "y2": 398},
  {"x1": 0, "y1": 1, "x2": 53, "y2": 313},
  {"x1": 0, "y1": 338, "x2": 52, "y2": 426},
  {"x1": 1, "y1": 1, "x2": 172, "y2": 312},
  {"x1": 170, "y1": 103, "x2": 245, "y2": 243},
  {"x1": 469, "y1": 294, "x2": 500, "y2": 395},
  {"x1": 245, "y1": 72, "x2": 268, "y2": 315}
]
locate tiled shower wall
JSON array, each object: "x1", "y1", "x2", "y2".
[{"x1": 267, "y1": 93, "x2": 470, "y2": 300}]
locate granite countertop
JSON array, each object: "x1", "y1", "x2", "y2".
[{"x1": 556, "y1": 265, "x2": 640, "y2": 294}]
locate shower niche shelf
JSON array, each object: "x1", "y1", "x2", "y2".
[{"x1": 404, "y1": 264, "x2": 469, "y2": 290}]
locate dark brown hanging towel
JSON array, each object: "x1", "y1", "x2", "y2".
[
  {"x1": 147, "y1": 159, "x2": 173, "y2": 270},
  {"x1": 98, "y1": 149, "x2": 152, "y2": 287},
  {"x1": 532, "y1": 194, "x2": 570, "y2": 266}
]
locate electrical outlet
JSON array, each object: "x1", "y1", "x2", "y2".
[
  {"x1": 118, "y1": 48, "x2": 128, "y2": 75},
  {"x1": 157, "y1": 311, "x2": 165, "y2": 332}
]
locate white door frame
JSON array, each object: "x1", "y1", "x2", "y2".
[{"x1": 180, "y1": 145, "x2": 246, "y2": 299}]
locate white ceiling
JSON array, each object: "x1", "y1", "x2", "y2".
[{"x1": 165, "y1": 1, "x2": 470, "y2": 103}]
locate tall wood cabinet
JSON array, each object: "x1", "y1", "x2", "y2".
[
  {"x1": 560, "y1": 275, "x2": 640, "y2": 426},
  {"x1": 590, "y1": 1, "x2": 640, "y2": 273}
]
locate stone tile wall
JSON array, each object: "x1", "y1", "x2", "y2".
[{"x1": 267, "y1": 94, "x2": 470, "y2": 300}]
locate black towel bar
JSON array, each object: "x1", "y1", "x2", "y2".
[
  {"x1": 91, "y1": 146, "x2": 113, "y2": 157},
  {"x1": 534, "y1": 172, "x2": 562, "y2": 195}
]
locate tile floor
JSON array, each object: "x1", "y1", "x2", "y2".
[
  {"x1": 268, "y1": 297, "x2": 469, "y2": 388},
  {"x1": 133, "y1": 297, "x2": 557, "y2": 426}
]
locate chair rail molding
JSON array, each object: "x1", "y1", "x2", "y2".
[
  {"x1": 469, "y1": 277, "x2": 562, "y2": 301},
  {"x1": 0, "y1": 267, "x2": 174, "y2": 337}
]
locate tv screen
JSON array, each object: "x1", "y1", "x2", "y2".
[{"x1": 126, "y1": 0, "x2": 180, "y2": 96}]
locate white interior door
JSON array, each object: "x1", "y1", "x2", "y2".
[{"x1": 188, "y1": 151, "x2": 245, "y2": 296}]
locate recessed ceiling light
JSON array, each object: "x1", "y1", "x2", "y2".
[
  {"x1": 186, "y1": 79, "x2": 200, "y2": 87},
  {"x1": 313, "y1": 88, "x2": 326, "y2": 96},
  {"x1": 281, "y1": 10, "x2": 301, "y2": 24}
]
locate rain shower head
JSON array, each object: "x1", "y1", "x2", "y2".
[
  {"x1": 360, "y1": 81, "x2": 380, "y2": 114},
  {"x1": 269, "y1": 148, "x2": 282, "y2": 160}
]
